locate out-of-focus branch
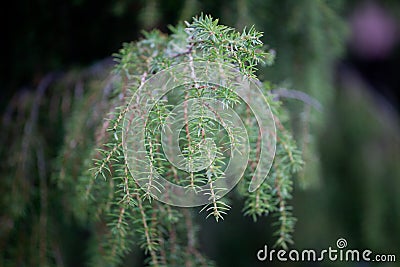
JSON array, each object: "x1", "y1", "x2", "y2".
[{"x1": 271, "y1": 88, "x2": 323, "y2": 112}]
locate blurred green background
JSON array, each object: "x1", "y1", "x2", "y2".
[{"x1": 1, "y1": 0, "x2": 400, "y2": 266}]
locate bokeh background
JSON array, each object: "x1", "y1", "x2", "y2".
[{"x1": 1, "y1": 0, "x2": 400, "y2": 266}]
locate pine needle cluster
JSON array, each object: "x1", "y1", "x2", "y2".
[{"x1": 0, "y1": 15, "x2": 304, "y2": 266}]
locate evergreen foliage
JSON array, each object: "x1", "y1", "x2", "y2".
[
  {"x1": 3, "y1": 1, "x2": 400, "y2": 267},
  {"x1": 0, "y1": 15, "x2": 305, "y2": 266}
]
